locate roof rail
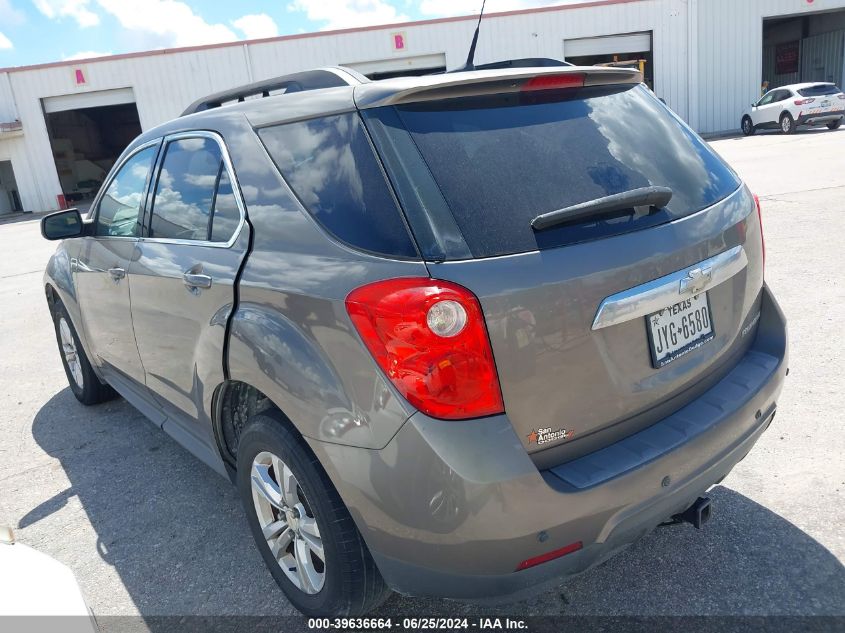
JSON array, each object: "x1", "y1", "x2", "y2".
[{"x1": 180, "y1": 67, "x2": 366, "y2": 117}]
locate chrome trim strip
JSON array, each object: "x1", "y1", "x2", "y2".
[
  {"x1": 591, "y1": 245, "x2": 747, "y2": 331},
  {"x1": 139, "y1": 130, "x2": 246, "y2": 249}
]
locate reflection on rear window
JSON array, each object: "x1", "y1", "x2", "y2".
[
  {"x1": 798, "y1": 84, "x2": 841, "y2": 97},
  {"x1": 258, "y1": 113, "x2": 417, "y2": 258},
  {"x1": 371, "y1": 84, "x2": 741, "y2": 259}
]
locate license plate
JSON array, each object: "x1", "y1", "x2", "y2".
[{"x1": 647, "y1": 293, "x2": 714, "y2": 368}]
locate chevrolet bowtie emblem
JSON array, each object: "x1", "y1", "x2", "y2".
[{"x1": 680, "y1": 266, "x2": 712, "y2": 295}]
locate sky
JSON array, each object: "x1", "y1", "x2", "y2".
[{"x1": 0, "y1": 0, "x2": 580, "y2": 68}]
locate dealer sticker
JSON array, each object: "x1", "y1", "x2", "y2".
[{"x1": 527, "y1": 427, "x2": 575, "y2": 446}]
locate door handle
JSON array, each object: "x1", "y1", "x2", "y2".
[
  {"x1": 183, "y1": 272, "x2": 212, "y2": 290},
  {"x1": 108, "y1": 267, "x2": 125, "y2": 281}
]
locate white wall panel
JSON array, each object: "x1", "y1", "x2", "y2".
[{"x1": 0, "y1": 73, "x2": 17, "y2": 122}]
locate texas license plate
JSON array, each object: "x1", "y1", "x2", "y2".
[{"x1": 647, "y1": 293, "x2": 714, "y2": 368}]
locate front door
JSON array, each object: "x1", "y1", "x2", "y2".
[
  {"x1": 128, "y1": 134, "x2": 248, "y2": 452},
  {"x1": 75, "y1": 142, "x2": 160, "y2": 386},
  {"x1": 751, "y1": 89, "x2": 784, "y2": 126}
]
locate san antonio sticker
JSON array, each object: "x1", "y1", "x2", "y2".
[{"x1": 527, "y1": 427, "x2": 575, "y2": 446}]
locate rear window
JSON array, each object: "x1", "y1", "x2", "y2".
[
  {"x1": 365, "y1": 84, "x2": 741, "y2": 259},
  {"x1": 258, "y1": 113, "x2": 418, "y2": 259},
  {"x1": 797, "y1": 84, "x2": 841, "y2": 97}
]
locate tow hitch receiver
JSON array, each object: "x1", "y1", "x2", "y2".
[{"x1": 670, "y1": 496, "x2": 712, "y2": 529}]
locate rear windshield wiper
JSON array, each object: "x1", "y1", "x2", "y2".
[{"x1": 531, "y1": 186, "x2": 673, "y2": 231}]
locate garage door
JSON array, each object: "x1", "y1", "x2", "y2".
[
  {"x1": 42, "y1": 88, "x2": 135, "y2": 114},
  {"x1": 564, "y1": 32, "x2": 652, "y2": 58}
]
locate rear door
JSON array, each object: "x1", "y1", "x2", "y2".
[
  {"x1": 365, "y1": 82, "x2": 764, "y2": 460},
  {"x1": 128, "y1": 132, "x2": 248, "y2": 453},
  {"x1": 75, "y1": 142, "x2": 160, "y2": 387}
]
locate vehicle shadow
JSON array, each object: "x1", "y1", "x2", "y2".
[{"x1": 27, "y1": 388, "x2": 845, "y2": 618}]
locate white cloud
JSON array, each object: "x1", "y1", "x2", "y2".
[
  {"x1": 287, "y1": 0, "x2": 408, "y2": 31},
  {"x1": 94, "y1": 0, "x2": 238, "y2": 47},
  {"x1": 232, "y1": 13, "x2": 279, "y2": 39},
  {"x1": 0, "y1": 0, "x2": 26, "y2": 26},
  {"x1": 33, "y1": 0, "x2": 100, "y2": 27},
  {"x1": 62, "y1": 50, "x2": 111, "y2": 60},
  {"x1": 0, "y1": 31, "x2": 11, "y2": 50}
]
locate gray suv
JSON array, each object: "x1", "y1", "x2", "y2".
[{"x1": 41, "y1": 65, "x2": 787, "y2": 616}]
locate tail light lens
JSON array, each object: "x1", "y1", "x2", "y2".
[
  {"x1": 794, "y1": 98, "x2": 815, "y2": 105},
  {"x1": 522, "y1": 73, "x2": 585, "y2": 92},
  {"x1": 346, "y1": 278, "x2": 504, "y2": 420},
  {"x1": 753, "y1": 194, "x2": 765, "y2": 273}
]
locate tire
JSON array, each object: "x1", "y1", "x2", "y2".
[
  {"x1": 51, "y1": 300, "x2": 116, "y2": 405},
  {"x1": 237, "y1": 411, "x2": 391, "y2": 616},
  {"x1": 827, "y1": 119, "x2": 842, "y2": 130},
  {"x1": 741, "y1": 116, "x2": 756, "y2": 136},
  {"x1": 780, "y1": 113, "x2": 796, "y2": 134}
]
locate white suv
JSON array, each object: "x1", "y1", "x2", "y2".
[{"x1": 741, "y1": 82, "x2": 845, "y2": 135}]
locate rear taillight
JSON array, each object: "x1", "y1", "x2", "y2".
[
  {"x1": 346, "y1": 278, "x2": 504, "y2": 420},
  {"x1": 794, "y1": 98, "x2": 815, "y2": 105},
  {"x1": 753, "y1": 194, "x2": 765, "y2": 273},
  {"x1": 521, "y1": 73, "x2": 585, "y2": 92}
]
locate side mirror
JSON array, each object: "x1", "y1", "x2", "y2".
[{"x1": 41, "y1": 208, "x2": 84, "y2": 240}]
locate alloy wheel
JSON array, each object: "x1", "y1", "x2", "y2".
[
  {"x1": 59, "y1": 317, "x2": 84, "y2": 389},
  {"x1": 250, "y1": 451, "x2": 326, "y2": 594}
]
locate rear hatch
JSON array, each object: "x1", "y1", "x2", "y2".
[
  {"x1": 361, "y1": 72, "x2": 765, "y2": 462},
  {"x1": 797, "y1": 83, "x2": 845, "y2": 116}
]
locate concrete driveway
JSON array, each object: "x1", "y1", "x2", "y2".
[{"x1": 0, "y1": 127, "x2": 843, "y2": 620}]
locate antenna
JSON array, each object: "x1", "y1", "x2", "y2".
[{"x1": 461, "y1": 0, "x2": 487, "y2": 71}]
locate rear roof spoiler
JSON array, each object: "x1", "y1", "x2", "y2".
[
  {"x1": 354, "y1": 66, "x2": 642, "y2": 109},
  {"x1": 181, "y1": 67, "x2": 367, "y2": 116}
]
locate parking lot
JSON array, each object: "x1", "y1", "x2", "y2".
[{"x1": 0, "y1": 127, "x2": 843, "y2": 620}]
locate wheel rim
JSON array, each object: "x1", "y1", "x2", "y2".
[
  {"x1": 743, "y1": 119, "x2": 751, "y2": 133},
  {"x1": 59, "y1": 317, "x2": 84, "y2": 389},
  {"x1": 782, "y1": 117, "x2": 791, "y2": 132},
  {"x1": 250, "y1": 451, "x2": 325, "y2": 594}
]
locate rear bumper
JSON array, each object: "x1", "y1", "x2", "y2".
[
  {"x1": 307, "y1": 284, "x2": 787, "y2": 600},
  {"x1": 797, "y1": 110, "x2": 844, "y2": 125}
]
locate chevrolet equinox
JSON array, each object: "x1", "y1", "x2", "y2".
[{"x1": 41, "y1": 65, "x2": 788, "y2": 615}]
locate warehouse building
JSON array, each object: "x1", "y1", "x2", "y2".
[{"x1": 1, "y1": 0, "x2": 845, "y2": 214}]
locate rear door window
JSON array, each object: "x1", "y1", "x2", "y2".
[
  {"x1": 366, "y1": 84, "x2": 741, "y2": 259},
  {"x1": 258, "y1": 113, "x2": 418, "y2": 259},
  {"x1": 149, "y1": 136, "x2": 241, "y2": 242},
  {"x1": 798, "y1": 84, "x2": 841, "y2": 97}
]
